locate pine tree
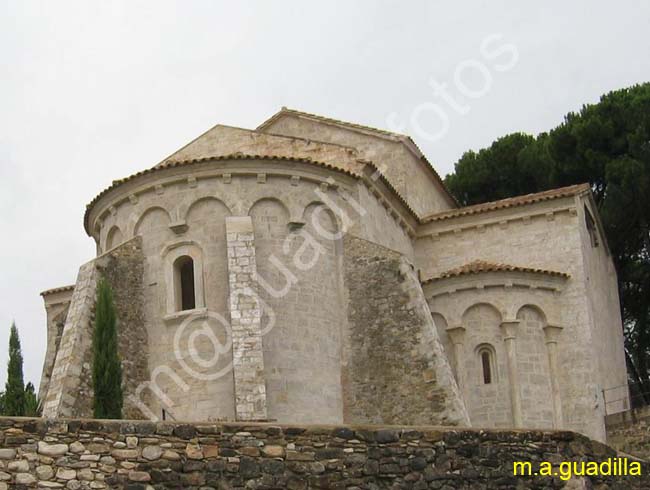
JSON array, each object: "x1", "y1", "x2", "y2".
[
  {"x1": 4, "y1": 323, "x2": 25, "y2": 416},
  {"x1": 92, "y1": 278, "x2": 123, "y2": 419},
  {"x1": 23, "y1": 382, "x2": 41, "y2": 417}
]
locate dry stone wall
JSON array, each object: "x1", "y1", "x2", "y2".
[
  {"x1": 0, "y1": 416, "x2": 647, "y2": 489},
  {"x1": 606, "y1": 406, "x2": 650, "y2": 460}
]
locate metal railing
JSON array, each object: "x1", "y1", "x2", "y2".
[{"x1": 603, "y1": 382, "x2": 650, "y2": 415}]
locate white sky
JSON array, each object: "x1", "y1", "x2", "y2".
[{"x1": 1, "y1": 0, "x2": 649, "y2": 392}]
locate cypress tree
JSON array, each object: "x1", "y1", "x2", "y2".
[
  {"x1": 92, "y1": 278, "x2": 123, "y2": 419},
  {"x1": 23, "y1": 382, "x2": 40, "y2": 416},
  {"x1": 4, "y1": 323, "x2": 25, "y2": 416}
]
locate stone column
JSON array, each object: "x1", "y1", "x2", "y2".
[
  {"x1": 446, "y1": 325, "x2": 467, "y2": 394},
  {"x1": 543, "y1": 324, "x2": 564, "y2": 429},
  {"x1": 500, "y1": 320, "x2": 523, "y2": 428},
  {"x1": 225, "y1": 216, "x2": 267, "y2": 421}
]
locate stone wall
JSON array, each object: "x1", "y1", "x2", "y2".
[
  {"x1": 96, "y1": 237, "x2": 149, "y2": 420},
  {"x1": 0, "y1": 416, "x2": 647, "y2": 489},
  {"x1": 415, "y1": 195, "x2": 627, "y2": 442},
  {"x1": 260, "y1": 111, "x2": 455, "y2": 217},
  {"x1": 341, "y1": 235, "x2": 469, "y2": 427},
  {"x1": 42, "y1": 261, "x2": 99, "y2": 418},
  {"x1": 606, "y1": 405, "x2": 650, "y2": 460},
  {"x1": 225, "y1": 216, "x2": 267, "y2": 421},
  {"x1": 39, "y1": 288, "x2": 74, "y2": 405},
  {"x1": 43, "y1": 238, "x2": 148, "y2": 419}
]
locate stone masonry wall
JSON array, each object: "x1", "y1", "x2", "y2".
[
  {"x1": 225, "y1": 216, "x2": 267, "y2": 421},
  {"x1": 43, "y1": 238, "x2": 148, "y2": 419},
  {"x1": 0, "y1": 416, "x2": 647, "y2": 489},
  {"x1": 96, "y1": 236, "x2": 149, "y2": 420},
  {"x1": 606, "y1": 405, "x2": 650, "y2": 460},
  {"x1": 42, "y1": 262, "x2": 99, "y2": 418},
  {"x1": 341, "y1": 235, "x2": 469, "y2": 427},
  {"x1": 39, "y1": 296, "x2": 72, "y2": 407}
]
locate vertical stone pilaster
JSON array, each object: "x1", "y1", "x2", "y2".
[
  {"x1": 543, "y1": 324, "x2": 564, "y2": 429},
  {"x1": 226, "y1": 216, "x2": 267, "y2": 421},
  {"x1": 500, "y1": 320, "x2": 523, "y2": 428},
  {"x1": 446, "y1": 325, "x2": 467, "y2": 394}
]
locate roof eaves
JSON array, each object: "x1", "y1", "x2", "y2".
[
  {"x1": 84, "y1": 154, "x2": 363, "y2": 235},
  {"x1": 360, "y1": 160, "x2": 420, "y2": 223},
  {"x1": 41, "y1": 285, "x2": 75, "y2": 297},
  {"x1": 421, "y1": 183, "x2": 591, "y2": 223},
  {"x1": 421, "y1": 261, "x2": 570, "y2": 285}
]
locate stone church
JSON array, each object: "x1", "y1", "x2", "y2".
[{"x1": 39, "y1": 108, "x2": 628, "y2": 443}]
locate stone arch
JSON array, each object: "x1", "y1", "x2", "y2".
[
  {"x1": 245, "y1": 194, "x2": 290, "y2": 215},
  {"x1": 303, "y1": 201, "x2": 340, "y2": 240},
  {"x1": 105, "y1": 225, "x2": 124, "y2": 251},
  {"x1": 93, "y1": 224, "x2": 102, "y2": 254},
  {"x1": 515, "y1": 304, "x2": 554, "y2": 428},
  {"x1": 184, "y1": 197, "x2": 231, "y2": 240},
  {"x1": 462, "y1": 302, "x2": 503, "y2": 326},
  {"x1": 249, "y1": 198, "x2": 290, "y2": 239},
  {"x1": 475, "y1": 343, "x2": 498, "y2": 384},
  {"x1": 461, "y1": 302, "x2": 512, "y2": 428},
  {"x1": 431, "y1": 311, "x2": 448, "y2": 329},
  {"x1": 161, "y1": 240, "x2": 206, "y2": 315},
  {"x1": 183, "y1": 196, "x2": 231, "y2": 223},
  {"x1": 516, "y1": 303, "x2": 548, "y2": 326},
  {"x1": 132, "y1": 206, "x2": 172, "y2": 237}
]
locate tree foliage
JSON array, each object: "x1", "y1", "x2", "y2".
[
  {"x1": 92, "y1": 277, "x2": 123, "y2": 419},
  {"x1": 23, "y1": 382, "x2": 41, "y2": 417},
  {"x1": 4, "y1": 323, "x2": 25, "y2": 416},
  {"x1": 444, "y1": 82, "x2": 650, "y2": 399}
]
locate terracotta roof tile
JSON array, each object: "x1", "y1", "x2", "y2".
[
  {"x1": 84, "y1": 154, "x2": 368, "y2": 235},
  {"x1": 41, "y1": 285, "x2": 75, "y2": 297},
  {"x1": 423, "y1": 260, "x2": 570, "y2": 284},
  {"x1": 422, "y1": 183, "x2": 591, "y2": 223}
]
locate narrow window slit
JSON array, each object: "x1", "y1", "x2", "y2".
[
  {"x1": 175, "y1": 256, "x2": 196, "y2": 311},
  {"x1": 481, "y1": 350, "x2": 492, "y2": 384}
]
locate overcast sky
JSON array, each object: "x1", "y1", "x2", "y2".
[{"x1": 1, "y1": 0, "x2": 649, "y2": 391}]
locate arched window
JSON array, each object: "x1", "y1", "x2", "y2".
[
  {"x1": 476, "y1": 344, "x2": 497, "y2": 385},
  {"x1": 481, "y1": 351, "x2": 492, "y2": 384},
  {"x1": 174, "y1": 256, "x2": 196, "y2": 311},
  {"x1": 105, "y1": 226, "x2": 124, "y2": 251}
]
